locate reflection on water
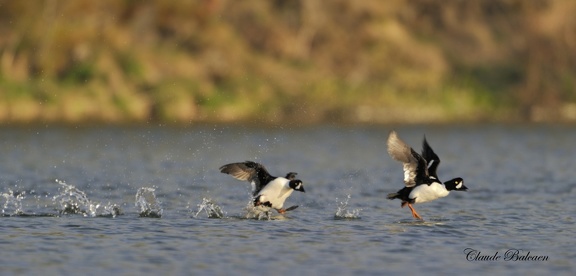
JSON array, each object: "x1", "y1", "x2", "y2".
[{"x1": 0, "y1": 125, "x2": 574, "y2": 275}]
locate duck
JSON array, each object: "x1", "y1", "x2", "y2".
[
  {"x1": 219, "y1": 161, "x2": 305, "y2": 214},
  {"x1": 386, "y1": 131, "x2": 467, "y2": 220}
]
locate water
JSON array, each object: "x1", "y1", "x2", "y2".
[
  {"x1": 135, "y1": 186, "x2": 163, "y2": 218},
  {"x1": 0, "y1": 124, "x2": 574, "y2": 275}
]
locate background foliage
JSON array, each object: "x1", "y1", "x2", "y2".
[{"x1": 1, "y1": 0, "x2": 575, "y2": 124}]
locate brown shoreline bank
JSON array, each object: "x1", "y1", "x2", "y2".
[{"x1": 1, "y1": 101, "x2": 575, "y2": 126}]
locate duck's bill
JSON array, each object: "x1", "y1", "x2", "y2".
[{"x1": 284, "y1": 205, "x2": 299, "y2": 212}]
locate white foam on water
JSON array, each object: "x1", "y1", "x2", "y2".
[{"x1": 244, "y1": 206, "x2": 272, "y2": 220}]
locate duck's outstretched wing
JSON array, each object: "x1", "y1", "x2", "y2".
[
  {"x1": 285, "y1": 172, "x2": 298, "y2": 180},
  {"x1": 219, "y1": 161, "x2": 275, "y2": 196},
  {"x1": 387, "y1": 131, "x2": 428, "y2": 187},
  {"x1": 422, "y1": 136, "x2": 440, "y2": 180}
]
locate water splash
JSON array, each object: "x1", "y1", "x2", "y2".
[
  {"x1": 2, "y1": 189, "x2": 25, "y2": 216},
  {"x1": 243, "y1": 200, "x2": 273, "y2": 220},
  {"x1": 194, "y1": 198, "x2": 225, "y2": 218},
  {"x1": 102, "y1": 203, "x2": 123, "y2": 217},
  {"x1": 135, "y1": 187, "x2": 162, "y2": 218},
  {"x1": 53, "y1": 179, "x2": 100, "y2": 217},
  {"x1": 334, "y1": 193, "x2": 362, "y2": 219},
  {"x1": 52, "y1": 179, "x2": 122, "y2": 217}
]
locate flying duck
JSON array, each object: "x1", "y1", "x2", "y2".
[
  {"x1": 219, "y1": 161, "x2": 305, "y2": 214},
  {"x1": 386, "y1": 131, "x2": 467, "y2": 220}
]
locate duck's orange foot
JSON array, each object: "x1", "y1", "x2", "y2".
[
  {"x1": 407, "y1": 203, "x2": 423, "y2": 220},
  {"x1": 277, "y1": 208, "x2": 286, "y2": 214},
  {"x1": 412, "y1": 212, "x2": 423, "y2": 220}
]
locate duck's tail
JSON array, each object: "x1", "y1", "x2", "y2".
[{"x1": 386, "y1": 192, "x2": 400, "y2": 200}]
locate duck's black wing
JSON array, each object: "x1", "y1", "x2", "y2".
[
  {"x1": 421, "y1": 136, "x2": 440, "y2": 180},
  {"x1": 387, "y1": 131, "x2": 429, "y2": 187},
  {"x1": 285, "y1": 172, "x2": 298, "y2": 180},
  {"x1": 219, "y1": 161, "x2": 276, "y2": 196}
]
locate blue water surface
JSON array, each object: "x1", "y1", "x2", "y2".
[{"x1": 0, "y1": 124, "x2": 574, "y2": 275}]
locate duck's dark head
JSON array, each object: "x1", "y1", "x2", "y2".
[
  {"x1": 289, "y1": 180, "x2": 305, "y2": 193},
  {"x1": 444, "y1": 177, "x2": 467, "y2": 191}
]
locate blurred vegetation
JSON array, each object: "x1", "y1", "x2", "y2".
[{"x1": 1, "y1": 0, "x2": 576, "y2": 124}]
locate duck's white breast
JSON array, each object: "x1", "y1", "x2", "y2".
[
  {"x1": 409, "y1": 182, "x2": 449, "y2": 204},
  {"x1": 257, "y1": 177, "x2": 293, "y2": 209}
]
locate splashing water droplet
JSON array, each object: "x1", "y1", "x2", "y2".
[
  {"x1": 103, "y1": 203, "x2": 123, "y2": 218},
  {"x1": 194, "y1": 198, "x2": 225, "y2": 218},
  {"x1": 52, "y1": 180, "x2": 100, "y2": 217},
  {"x1": 2, "y1": 189, "x2": 25, "y2": 216},
  {"x1": 334, "y1": 193, "x2": 362, "y2": 220},
  {"x1": 50, "y1": 180, "x2": 120, "y2": 217},
  {"x1": 135, "y1": 187, "x2": 163, "y2": 218}
]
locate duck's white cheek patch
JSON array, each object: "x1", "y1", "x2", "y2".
[
  {"x1": 296, "y1": 184, "x2": 301, "y2": 189},
  {"x1": 456, "y1": 182, "x2": 462, "y2": 189}
]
